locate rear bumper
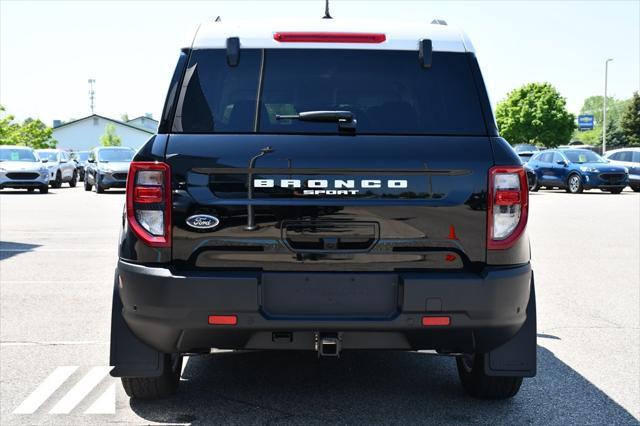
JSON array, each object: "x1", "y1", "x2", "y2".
[{"x1": 116, "y1": 260, "x2": 532, "y2": 354}]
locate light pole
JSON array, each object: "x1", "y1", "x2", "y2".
[
  {"x1": 602, "y1": 58, "x2": 613, "y2": 154},
  {"x1": 88, "y1": 79, "x2": 96, "y2": 114}
]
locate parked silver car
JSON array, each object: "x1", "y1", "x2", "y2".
[
  {"x1": 35, "y1": 149, "x2": 78, "y2": 188},
  {"x1": 604, "y1": 147, "x2": 640, "y2": 192},
  {"x1": 0, "y1": 146, "x2": 50, "y2": 193},
  {"x1": 84, "y1": 147, "x2": 134, "y2": 193}
]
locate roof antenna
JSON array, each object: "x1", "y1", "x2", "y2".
[
  {"x1": 214, "y1": 16, "x2": 221, "y2": 22},
  {"x1": 322, "y1": 0, "x2": 332, "y2": 19}
]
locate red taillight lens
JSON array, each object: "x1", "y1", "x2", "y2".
[
  {"x1": 487, "y1": 166, "x2": 528, "y2": 250},
  {"x1": 126, "y1": 162, "x2": 171, "y2": 247},
  {"x1": 273, "y1": 32, "x2": 386, "y2": 43},
  {"x1": 134, "y1": 186, "x2": 163, "y2": 203},
  {"x1": 494, "y1": 190, "x2": 521, "y2": 206}
]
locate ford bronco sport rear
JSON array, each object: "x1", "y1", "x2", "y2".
[{"x1": 110, "y1": 19, "x2": 536, "y2": 400}]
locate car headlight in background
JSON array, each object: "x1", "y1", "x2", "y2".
[{"x1": 579, "y1": 166, "x2": 599, "y2": 172}]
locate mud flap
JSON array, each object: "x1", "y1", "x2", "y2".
[
  {"x1": 109, "y1": 272, "x2": 165, "y2": 378},
  {"x1": 484, "y1": 272, "x2": 537, "y2": 377}
]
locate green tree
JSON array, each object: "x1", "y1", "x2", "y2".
[
  {"x1": 9, "y1": 118, "x2": 57, "y2": 148},
  {"x1": 579, "y1": 96, "x2": 630, "y2": 127},
  {"x1": 619, "y1": 92, "x2": 640, "y2": 146},
  {"x1": 0, "y1": 106, "x2": 57, "y2": 148},
  {"x1": 120, "y1": 113, "x2": 129, "y2": 122},
  {"x1": 573, "y1": 95, "x2": 634, "y2": 147},
  {"x1": 100, "y1": 123, "x2": 122, "y2": 146},
  {"x1": 0, "y1": 105, "x2": 18, "y2": 143},
  {"x1": 496, "y1": 83, "x2": 575, "y2": 148}
]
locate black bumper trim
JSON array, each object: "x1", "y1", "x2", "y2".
[{"x1": 115, "y1": 260, "x2": 532, "y2": 354}]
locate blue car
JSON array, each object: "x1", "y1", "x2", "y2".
[{"x1": 528, "y1": 149, "x2": 628, "y2": 194}]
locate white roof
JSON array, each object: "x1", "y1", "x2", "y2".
[{"x1": 188, "y1": 19, "x2": 475, "y2": 53}]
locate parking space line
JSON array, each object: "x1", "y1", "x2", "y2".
[
  {"x1": 1, "y1": 341, "x2": 108, "y2": 347},
  {"x1": 1, "y1": 281, "x2": 110, "y2": 284},
  {"x1": 0, "y1": 249, "x2": 112, "y2": 252}
]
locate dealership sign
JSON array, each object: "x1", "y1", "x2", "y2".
[{"x1": 578, "y1": 115, "x2": 594, "y2": 131}]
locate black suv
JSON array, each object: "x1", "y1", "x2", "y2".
[{"x1": 110, "y1": 20, "x2": 536, "y2": 401}]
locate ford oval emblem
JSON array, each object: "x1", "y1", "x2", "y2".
[{"x1": 186, "y1": 214, "x2": 220, "y2": 230}]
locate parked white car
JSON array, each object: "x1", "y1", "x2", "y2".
[
  {"x1": 604, "y1": 147, "x2": 640, "y2": 192},
  {"x1": 35, "y1": 149, "x2": 78, "y2": 188},
  {"x1": 0, "y1": 145, "x2": 50, "y2": 193}
]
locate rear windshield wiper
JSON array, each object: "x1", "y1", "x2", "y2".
[{"x1": 275, "y1": 110, "x2": 356, "y2": 134}]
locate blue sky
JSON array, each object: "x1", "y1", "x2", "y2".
[{"x1": 1, "y1": 0, "x2": 638, "y2": 125}]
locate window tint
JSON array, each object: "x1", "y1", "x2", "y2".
[
  {"x1": 173, "y1": 49, "x2": 487, "y2": 135},
  {"x1": 539, "y1": 153, "x2": 552, "y2": 163},
  {"x1": 259, "y1": 50, "x2": 486, "y2": 135},
  {"x1": 633, "y1": 152, "x2": 640, "y2": 163},
  {"x1": 552, "y1": 152, "x2": 565, "y2": 163},
  {"x1": 608, "y1": 152, "x2": 622, "y2": 160},
  {"x1": 173, "y1": 49, "x2": 261, "y2": 133},
  {"x1": 619, "y1": 151, "x2": 634, "y2": 162}
]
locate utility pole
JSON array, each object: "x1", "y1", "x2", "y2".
[
  {"x1": 602, "y1": 59, "x2": 613, "y2": 154},
  {"x1": 88, "y1": 79, "x2": 96, "y2": 114}
]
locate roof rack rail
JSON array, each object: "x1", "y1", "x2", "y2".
[{"x1": 431, "y1": 19, "x2": 448, "y2": 26}]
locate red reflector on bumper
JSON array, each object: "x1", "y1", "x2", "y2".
[
  {"x1": 422, "y1": 316, "x2": 451, "y2": 326},
  {"x1": 273, "y1": 32, "x2": 386, "y2": 43},
  {"x1": 208, "y1": 315, "x2": 237, "y2": 325}
]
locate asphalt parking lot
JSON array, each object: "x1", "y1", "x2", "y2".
[{"x1": 0, "y1": 186, "x2": 638, "y2": 425}]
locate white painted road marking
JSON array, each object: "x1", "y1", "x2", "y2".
[
  {"x1": 13, "y1": 366, "x2": 78, "y2": 414},
  {"x1": 84, "y1": 383, "x2": 116, "y2": 415},
  {"x1": 49, "y1": 366, "x2": 114, "y2": 414}
]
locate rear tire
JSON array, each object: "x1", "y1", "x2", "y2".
[
  {"x1": 27, "y1": 188, "x2": 35, "y2": 192},
  {"x1": 39, "y1": 185, "x2": 48, "y2": 194},
  {"x1": 121, "y1": 354, "x2": 182, "y2": 400},
  {"x1": 69, "y1": 171, "x2": 77, "y2": 187},
  {"x1": 456, "y1": 353, "x2": 523, "y2": 399},
  {"x1": 84, "y1": 178, "x2": 92, "y2": 191},
  {"x1": 609, "y1": 188, "x2": 623, "y2": 194},
  {"x1": 632, "y1": 185, "x2": 640, "y2": 193},
  {"x1": 565, "y1": 173, "x2": 583, "y2": 194}
]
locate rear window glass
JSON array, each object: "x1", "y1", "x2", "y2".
[{"x1": 173, "y1": 49, "x2": 487, "y2": 136}]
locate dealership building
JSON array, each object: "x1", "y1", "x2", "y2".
[{"x1": 51, "y1": 114, "x2": 157, "y2": 152}]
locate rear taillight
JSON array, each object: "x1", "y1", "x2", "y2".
[
  {"x1": 126, "y1": 162, "x2": 171, "y2": 247},
  {"x1": 273, "y1": 32, "x2": 386, "y2": 43},
  {"x1": 487, "y1": 166, "x2": 528, "y2": 250}
]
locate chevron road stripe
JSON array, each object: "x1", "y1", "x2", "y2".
[
  {"x1": 49, "y1": 366, "x2": 114, "y2": 414},
  {"x1": 13, "y1": 366, "x2": 78, "y2": 414}
]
